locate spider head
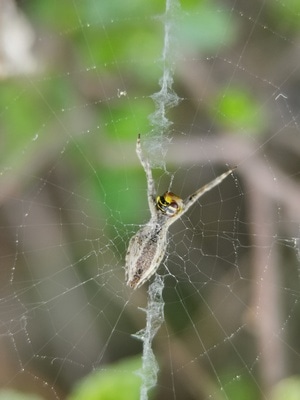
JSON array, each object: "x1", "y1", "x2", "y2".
[{"x1": 156, "y1": 192, "x2": 183, "y2": 217}]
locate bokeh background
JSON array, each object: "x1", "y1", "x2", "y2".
[{"x1": 1, "y1": 1, "x2": 300, "y2": 399}]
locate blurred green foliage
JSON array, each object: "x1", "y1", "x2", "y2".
[
  {"x1": 270, "y1": 376, "x2": 300, "y2": 400},
  {"x1": 0, "y1": 390, "x2": 43, "y2": 400},
  {"x1": 268, "y1": 0, "x2": 300, "y2": 31},
  {"x1": 68, "y1": 356, "x2": 143, "y2": 400},
  {"x1": 213, "y1": 87, "x2": 266, "y2": 133},
  {"x1": 178, "y1": 1, "x2": 237, "y2": 53}
]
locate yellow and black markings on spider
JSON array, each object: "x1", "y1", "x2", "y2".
[{"x1": 125, "y1": 134, "x2": 236, "y2": 289}]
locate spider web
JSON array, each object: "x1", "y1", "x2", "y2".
[{"x1": 1, "y1": 0, "x2": 300, "y2": 399}]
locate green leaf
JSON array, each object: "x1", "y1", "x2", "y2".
[
  {"x1": 268, "y1": 0, "x2": 300, "y2": 33},
  {"x1": 68, "y1": 357, "x2": 142, "y2": 400},
  {"x1": 213, "y1": 87, "x2": 265, "y2": 133},
  {"x1": 178, "y1": 2, "x2": 237, "y2": 52},
  {"x1": 271, "y1": 376, "x2": 300, "y2": 400},
  {"x1": 0, "y1": 390, "x2": 43, "y2": 400}
]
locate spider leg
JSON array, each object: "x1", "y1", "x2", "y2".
[
  {"x1": 136, "y1": 134, "x2": 157, "y2": 215},
  {"x1": 181, "y1": 166, "x2": 237, "y2": 216}
]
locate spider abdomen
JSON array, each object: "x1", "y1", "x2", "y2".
[{"x1": 125, "y1": 223, "x2": 168, "y2": 289}]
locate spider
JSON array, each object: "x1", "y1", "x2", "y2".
[{"x1": 125, "y1": 134, "x2": 236, "y2": 289}]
